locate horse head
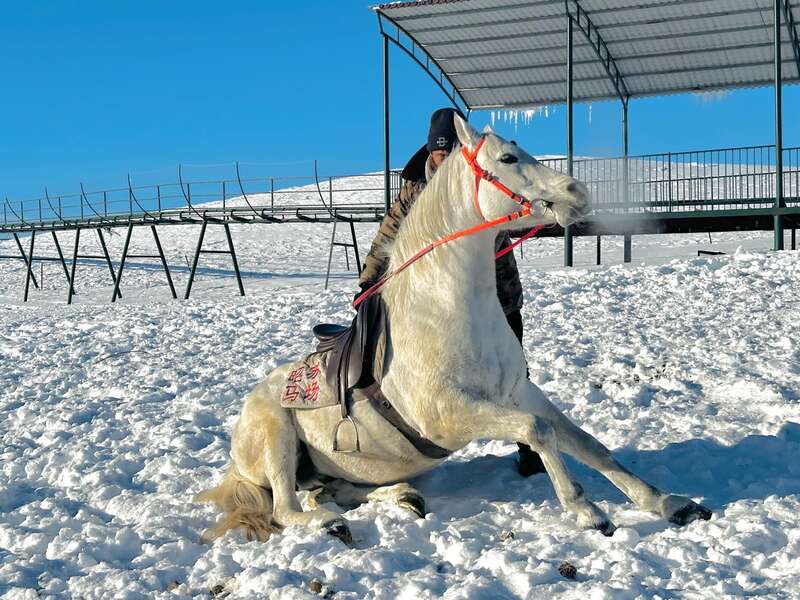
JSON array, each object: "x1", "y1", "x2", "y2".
[{"x1": 453, "y1": 114, "x2": 590, "y2": 229}]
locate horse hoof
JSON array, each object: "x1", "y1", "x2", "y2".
[
  {"x1": 669, "y1": 502, "x2": 712, "y2": 526},
  {"x1": 397, "y1": 493, "x2": 426, "y2": 518},
  {"x1": 324, "y1": 518, "x2": 353, "y2": 546},
  {"x1": 594, "y1": 520, "x2": 616, "y2": 537}
]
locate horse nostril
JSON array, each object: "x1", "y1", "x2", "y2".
[{"x1": 566, "y1": 182, "x2": 579, "y2": 194}]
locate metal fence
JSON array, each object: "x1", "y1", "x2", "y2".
[
  {"x1": 541, "y1": 145, "x2": 800, "y2": 213},
  {"x1": 2, "y1": 144, "x2": 798, "y2": 230},
  {"x1": 1, "y1": 170, "x2": 405, "y2": 229}
]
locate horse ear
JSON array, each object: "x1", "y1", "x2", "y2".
[
  {"x1": 454, "y1": 113, "x2": 481, "y2": 149},
  {"x1": 482, "y1": 124, "x2": 493, "y2": 134}
]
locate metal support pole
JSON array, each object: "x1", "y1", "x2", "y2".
[
  {"x1": 51, "y1": 231, "x2": 72, "y2": 287},
  {"x1": 774, "y1": 0, "x2": 785, "y2": 250},
  {"x1": 151, "y1": 225, "x2": 177, "y2": 299},
  {"x1": 623, "y1": 99, "x2": 632, "y2": 263},
  {"x1": 23, "y1": 231, "x2": 36, "y2": 302},
  {"x1": 111, "y1": 224, "x2": 133, "y2": 303},
  {"x1": 184, "y1": 221, "x2": 207, "y2": 300},
  {"x1": 383, "y1": 34, "x2": 391, "y2": 213},
  {"x1": 792, "y1": 227, "x2": 796, "y2": 250},
  {"x1": 95, "y1": 229, "x2": 122, "y2": 299},
  {"x1": 324, "y1": 220, "x2": 338, "y2": 290},
  {"x1": 12, "y1": 233, "x2": 39, "y2": 289},
  {"x1": 68, "y1": 229, "x2": 81, "y2": 305},
  {"x1": 596, "y1": 235, "x2": 601, "y2": 265},
  {"x1": 349, "y1": 221, "x2": 362, "y2": 274},
  {"x1": 96, "y1": 228, "x2": 121, "y2": 300},
  {"x1": 223, "y1": 223, "x2": 245, "y2": 297},
  {"x1": 564, "y1": 11, "x2": 574, "y2": 267},
  {"x1": 667, "y1": 151, "x2": 673, "y2": 210}
]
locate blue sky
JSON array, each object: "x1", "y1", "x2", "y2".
[{"x1": 1, "y1": 1, "x2": 798, "y2": 201}]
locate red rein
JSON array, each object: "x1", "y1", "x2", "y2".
[{"x1": 353, "y1": 138, "x2": 543, "y2": 309}]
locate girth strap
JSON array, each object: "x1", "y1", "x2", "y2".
[{"x1": 361, "y1": 382, "x2": 452, "y2": 460}]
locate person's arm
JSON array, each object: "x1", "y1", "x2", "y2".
[
  {"x1": 358, "y1": 180, "x2": 421, "y2": 290},
  {"x1": 494, "y1": 232, "x2": 524, "y2": 314}
]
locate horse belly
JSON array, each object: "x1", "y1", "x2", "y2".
[{"x1": 293, "y1": 398, "x2": 443, "y2": 485}]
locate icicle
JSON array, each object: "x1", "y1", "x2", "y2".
[
  {"x1": 526, "y1": 109, "x2": 536, "y2": 125},
  {"x1": 489, "y1": 106, "x2": 555, "y2": 129}
]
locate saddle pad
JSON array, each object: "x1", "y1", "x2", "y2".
[{"x1": 279, "y1": 353, "x2": 339, "y2": 410}]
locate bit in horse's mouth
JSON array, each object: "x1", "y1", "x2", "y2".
[{"x1": 542, "y1": 200, "x2": 554, "y2": 209}]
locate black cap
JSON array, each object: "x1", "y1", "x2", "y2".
[{"x1": 427, "y1": 107, "x2": 466, "y2": 153}]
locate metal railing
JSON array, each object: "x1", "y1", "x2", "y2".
[
  {"x1": 540, "y1": 145, "x2": 800, "y2": 213},
  {"x1": 1, "y1": 170, "x2": 404, "y2": 231},
  {"x1": 2, "y1": 144, "x2": 798, "y2": 231}
]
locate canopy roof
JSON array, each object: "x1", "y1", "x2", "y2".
[{"x1": 374, "y1": 0, "x2": 800, "y2": 109}]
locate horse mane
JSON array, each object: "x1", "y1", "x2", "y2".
[
  {"x1": 386, "y1": 148, "x2": 472, "y2": 274},
  {"x1": 378, "y1": 144, "x2": 505, "y2": 318}
]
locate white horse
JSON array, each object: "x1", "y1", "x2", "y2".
[{"x1": 196, "y1": 115, "x2": 710, "y2": 544}]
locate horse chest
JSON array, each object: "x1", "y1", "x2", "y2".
[{"x1": 383, "y1": 336, "x2": 526, "y2": 448}]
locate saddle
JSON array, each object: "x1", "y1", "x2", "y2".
[
  {"x1": 313, "y1": 292, "x2": 387, "y2": 397},
  {"x1": 310, "y1": 294, "x2": 450, "y2": 460}
]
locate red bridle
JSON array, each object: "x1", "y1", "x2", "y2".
[
  {"x1": 353, "y1": 137, "x2": 543, "y2": 308},
  {"x1": 461, "y1": 137, "x2": 534, "y2": 222}
]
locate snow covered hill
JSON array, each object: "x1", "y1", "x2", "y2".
[{"x1": 1, "y1": 180, "x2": 799, "y2": 599}]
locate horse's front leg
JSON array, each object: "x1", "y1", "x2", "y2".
[
  {"x1": 444, "y1": 388, "x2": 616, "y2": 535},
  {"x1": 533, "y1": 394, "x2": 712, "y2": 525}
]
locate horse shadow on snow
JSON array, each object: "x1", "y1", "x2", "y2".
[{"x1": 406, "y1": 421, "x2": 800, "y2": 533}]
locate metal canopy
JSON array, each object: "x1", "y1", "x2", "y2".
[{"x1": 374, "y1": 0, "x2": 800, "y2": 109}]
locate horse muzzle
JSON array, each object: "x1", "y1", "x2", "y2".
[{"x1": 550, "y1": 180, "x2": 590, "y2": 227}]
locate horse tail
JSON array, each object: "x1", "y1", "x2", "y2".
[{"x1": 194, "y1": 464, "x2": 280, "y2": 543}]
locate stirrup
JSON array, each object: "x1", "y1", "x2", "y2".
[{"x1": 332, "y1": 416, "x2": 361, "y2": 453}]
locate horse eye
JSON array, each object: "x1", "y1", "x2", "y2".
[{"x1": 500, "y1": 153, "x2": 518, "y2": 164}]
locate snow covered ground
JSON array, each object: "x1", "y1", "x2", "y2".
[{"x1": 1, "y1": 183, "x2": 799, "y2": 599}]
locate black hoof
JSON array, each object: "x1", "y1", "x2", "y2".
[
  {"x1": 517, "y1": 443, "x2": 546, "y2": 477},
  {"x1": 669, "y1": 503, "x2": 712, "y2": 526},
  {"x1": 324, "y1": 518, "x2": 353, "y2": 546},
  {"x1": 594, "y1": 520, "x2": 616, "y2": 537},
  {"x1": 397, "y1": 493, "x2": 427, "y2": 518}
]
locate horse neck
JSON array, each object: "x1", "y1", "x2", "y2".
[{"x1": 383, "y1": 155, "x2": 499, "y2": 316}]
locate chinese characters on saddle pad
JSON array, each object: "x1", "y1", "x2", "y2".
[{"x1": 279, "y1": 353, "x2": 339, "y2": 410}]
